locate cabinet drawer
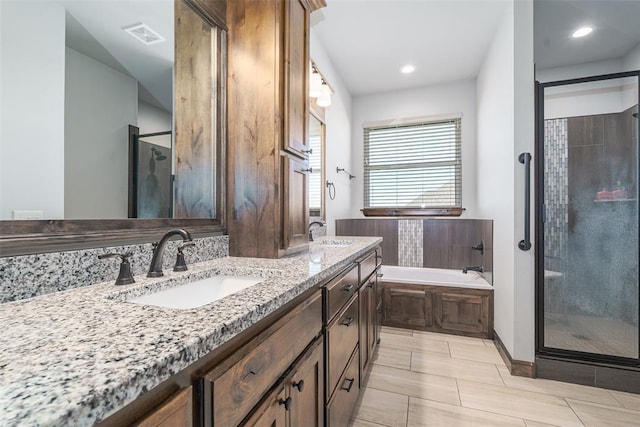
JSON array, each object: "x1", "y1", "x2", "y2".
[
  {"x1": 327, "y1": 347, "x2": 360, "y2": 427},
  {"x1": 208, "y1": 291, "x2": 322, "y2": 427},
  {"x1": 326, "y1": 294, "x2": 359, "y2": 399},
  {"x1": 359, "y1": 251, "x2": 376, "y2": 284},
  {"x1": 136, "y1": 387, "x2": 192, "y2": 427},
  {"x1": 324, "y1": 264, "x2": 359, "y2": 323}
]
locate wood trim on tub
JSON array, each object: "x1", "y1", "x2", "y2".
[{"x1": 492, "y1": 330, "x2": 535, "y2": 378}]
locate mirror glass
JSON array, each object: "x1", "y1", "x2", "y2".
[
  {"x1": 308, "y1": 113, "x2": 325, "y2": 220},
  {"x1": 0, "y1": 0, "x2": 213, "y2": 220}
]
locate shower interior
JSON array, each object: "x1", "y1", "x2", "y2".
[{"x1": 540, "y1": 73, "x2": 639, "y2": 362}]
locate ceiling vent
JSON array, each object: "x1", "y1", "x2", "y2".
[{"x1": 122, "y1": 23, "x2": 165, "y2": 46}]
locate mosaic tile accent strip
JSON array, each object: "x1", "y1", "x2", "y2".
[
  {"x1": 0, "y1": 235, "x2": 229, "y2": 303},
  {"x1": 398, "y1": 219, "x2": 423, "y2": 267},
  {"x1": 543, "y1": 118, "x2": 568, "y2": 262}
]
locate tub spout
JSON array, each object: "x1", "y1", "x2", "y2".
[{"x1": 463, "y1": 265, "x2": 484, "y2": 274}]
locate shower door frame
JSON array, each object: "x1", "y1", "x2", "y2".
[{"x1": 535, "y1": 70, "x2": 640, "y2": 369}]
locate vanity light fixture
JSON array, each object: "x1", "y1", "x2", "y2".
[
  {"x1": 317, "y1": 82, "x2": 332, "y2": 107},
  {"x1": 571, "y1": 26, "x2": 593, "y2": 38},
  {"x1": 401, "y1": 64, "x2": 416, "y2": 74},
  {"x1": 310, "y1": 66, "x2": 323, "y2": 98},
  {"x1": 123, "y1": 23, "x2": 165, "y2": 45}
]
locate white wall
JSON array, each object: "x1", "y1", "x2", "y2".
[
  {"x1": 65, "y1": 47, "x2": 137, "y2": 219},
  {"x1": 350, "y1": 79, "x2": 478, "y2": 218},
  {"x1": 310, "y1": 29, "x2": 353, "y2": 236},
  {"x1": 138, "y1": 101, "x2": 172, "y2": 149},
  {"x1": 0, "y1": 2, "x2": 66, "y2": 219},
  {"x1": 476, "y1": 0, "x2": 535, "y2": 362},
  {"x1": 622, "y1": 42, "x2": 640, "y2": 72}
]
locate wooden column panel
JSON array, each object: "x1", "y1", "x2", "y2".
[
  {"x1": 335, "y1": 219, "x2": 398, "y2": 265},
  {"x1": 282, "y1": 155, "x2": 310, "y2": 252},
  {"x1": 174, "y1": 0, "x2": 216, "y2": 218},
  {"x1": 382, "y1": 287, "x2": 431, "y2": 328}
]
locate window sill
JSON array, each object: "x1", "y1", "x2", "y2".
[{"x1": 361, "y1": 207, "x2": 464, "y2": 217}]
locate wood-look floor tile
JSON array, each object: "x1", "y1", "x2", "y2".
[
  {"x1": 350, "y1": 418, "x2": 389, "y2": 427},
  {"x1": 380, "y1": 326, "x2": 413, "y2": 336},
  {"x1": 367, "y1": 364, "x2": 460, "y2": 406},
  {"x1": 412, "y1": 330, "x2": 487, "y2": 346},
  {"x1": 371, "y1": 346, "x2": 411, "y2": 370},
  {"x1": 380, "y1": 332, "x2": 450, "y2": 356},
  {"x1": 524, "y1": 420, "x2": 563, "y2": 427},
  {"x1": 497, "y1": 366, "x2": 621, "y2": 407},
  {"x1": 567, "y1": 398, "x2": 640, "y2": 427},
  {"x1": 411, "y1": 351, "x2": 504, "y2": 386},
  {"x1": 407, "y1": 396, "x2": 526, "y2": 427},
  {"x1": 457, "y1": 380, "x2": 583, "y2": 426},
  {"x1": 610, "y1": 390, "x2": 640, "y2": 411},
  {"x1": 483, "y1": 339, "x2": 496, "y2": 347},
  {"x1": 449, "y1": 341, "x2": 505, "y2": 365},
  {"x1": 351, "y1": 388, "x2": 408, "y2": 427}
]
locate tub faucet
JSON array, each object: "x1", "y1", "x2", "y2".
[
  {"x1": 462, "y1": 265, "x2": 484, "y2": 274},
  {"x1": 308, "y1": 221, "x2": 325, "y2": 242},
  {"x1": 147, "y1": 228, "x2": 193, "y2": 277}
]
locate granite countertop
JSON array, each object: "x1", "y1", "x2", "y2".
[{"x1": 0, "y1": 236, "x2": 381, "y2": 426}]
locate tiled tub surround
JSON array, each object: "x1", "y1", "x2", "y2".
[
  {"x1": 0, "y1": 236, "x2": 381, "y2": 426},
  {"x1": 0, "y1": 235, "x2": 229, "y2": 303}
]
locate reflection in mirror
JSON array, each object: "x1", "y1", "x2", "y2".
[
  {"x1": 308, "y1": 113, "x2": 325, "y2": 220},
  {"x1": 0, "y1": 0, "x2": 218, "y2": 221}
]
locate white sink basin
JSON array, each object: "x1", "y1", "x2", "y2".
[{"x1": 128, "y1": 276, "x2": 264, "y2": 309}]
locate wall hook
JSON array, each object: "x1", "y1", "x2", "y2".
[{"x1": 336, "y1": 167, "x2": 355, "y2": 180}]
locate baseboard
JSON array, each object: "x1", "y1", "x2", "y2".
[{"x1": 493, "y1": 329, "x2": 535, "y2": 378}]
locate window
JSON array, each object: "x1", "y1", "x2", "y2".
[{"x1": 363, "y1": 118, "x2": 462, "y2": 216}]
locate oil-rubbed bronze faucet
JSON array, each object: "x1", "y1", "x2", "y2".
[
  {"x1": 308, "y1": 221, "x2": 325, "y2": 242},
  {"x1": 147, "y1": 228, "x2": 193, "y2": 277}
]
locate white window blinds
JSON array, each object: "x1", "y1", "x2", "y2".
[
  {"x1": 363, "y1": 118, "x2": 462, "y2": 209},
  {"x1": 308, "y1": 124, "x2": 322, "y2": 210}
]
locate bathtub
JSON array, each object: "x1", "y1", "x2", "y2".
[
  {"x1": 380, "y1": 266, "x2": 492, "y2": 290},
  {"x1": 380, "y1": 265, "x2": 494, "y2": 338}
]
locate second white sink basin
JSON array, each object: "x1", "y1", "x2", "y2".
[{"x1": 128, "y1": 276, "x2": 264, "y2": 309}]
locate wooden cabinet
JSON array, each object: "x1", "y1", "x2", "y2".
[
  {"x1": 324, "y1": 264, "x2": 359, "y2": 322},
  {"x1": 326, "y1": 294, "x2": 359, "y2": 398},
  {"x1": 358, "y1": 251, "x2": 380, "y2": 384},
  {"x1": 135, "y1": 387, "x2": 192, "y2": 427},
  {"x1": 326, "y1": 347, "x2": 360, "y2": 427},
  {"x1": 282, "y1": 154, "x2": 310, "y2": 251},
  {"x1": 382, "y1": 283, "x2": 493, "y2": 339},
  {"x1": 226, "y1": 0, "x2": 326, "y2": 258},
  {"x1": 244, "y1": 337, "x2": 324, "y2": 427}
]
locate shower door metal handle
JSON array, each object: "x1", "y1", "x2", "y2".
[{"x1": 518, "y1": 152, "x2": 532, "y2": 251}]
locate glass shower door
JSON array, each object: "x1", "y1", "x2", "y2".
[{"x1": 539, "y1": 73, "x2": 639, "y2": 361}]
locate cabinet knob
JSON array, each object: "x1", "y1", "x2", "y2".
[
  {"x1": 340, "y1": 316, "x2": 354, "y2": 327},
  {"x1": 292, "y1": 379, "x2": 305, "y2": 392},
  {"x1": 278, "y1": 396, "x2": 292, "y2": 411},
  {"x1": 301, "y1": 167, "x2": 313, "y2": 173},
  {"x1": 340, "y1": 377, "x2": 355, "y2": 392},
  {"x1": 302, "y1": 148, "x2": 313, "y2": 154}
]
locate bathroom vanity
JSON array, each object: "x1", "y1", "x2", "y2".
[{"x1": 0, "y1": 237, "x2": 381, "y2": 426}]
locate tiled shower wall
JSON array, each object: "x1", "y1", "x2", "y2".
[
  {"x1": 0, "y1": 235, "x2": 229, "y2": 303},
  {"x1": 543, "y1": 118, "x2": 568, "y2": 264},
  {"x1": 336, "y1": 218, "x2": 493, "y2": 284}
]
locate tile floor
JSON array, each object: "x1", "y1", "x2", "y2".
[{"x1": 350, "y1": 327, "x2": 640, "y2": 427}]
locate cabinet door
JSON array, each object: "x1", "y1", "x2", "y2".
[
  {"x1": 367, "y1": 278, "x2": 377, "y2": 361},
  {"x1": 289, "y1": 338, "x2": 324, "y2": 427},
  {"x1": 382, "y1": 287, "x2": 432, "y2": 328},
  {"x1": 434, "y1": 292, "x2": 489, "y2": 335},
  {"x1": 243, "y1": 387, "x2": 288, "y2": 427},
  {"x1": 136, "y1": 387, "x2": 192, "y2": 427},
  {"x1": 358, "y1": 286, "x2": 369, "y2": 384},
  {"x1": 282, "y1": 154, "x2": 309, "y2": 251},
  {"x1": 283, "y1": 0, "x2": 310, "y2": 158}
]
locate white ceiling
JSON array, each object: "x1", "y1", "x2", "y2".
[
  {"x1": 60, "y1": 0, "x2": 174, "y2": 112},
  {"x1": 311, "y1": 0, "x2": 509, "y2": 96},
  {"x1": 312, "y1": 0, "x2": 640, "y2": 97},
  {"x1": 534, "y1": 0, "x2": 640, "y2": 70}
]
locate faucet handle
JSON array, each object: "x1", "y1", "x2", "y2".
[
  {"x1": 98, "y1": 252, "x2": 135, "y2": 286},
  {"x1": 173, "y1": 243, "x2": 195, "y2": 272}
]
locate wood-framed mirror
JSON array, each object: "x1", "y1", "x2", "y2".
[
  {"x1": 308, "y1": 110, "x2": 326, "y2": 221},
  {"x1": 0, "y1": 0, "x2": 227, "y2": 257}
]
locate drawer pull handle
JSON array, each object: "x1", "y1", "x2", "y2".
[
  {"x1": 377, "y1": 273, "x2": 384, "y2": 278},
  {"x1": 278, "y1": 396, "x2": 292, "y2": 411},
  {"x1": 241, "y1": 369, "x2": 257, "y2": 381},
  {"x1": 341, "y1": 377, "x2": 355, "y2": 392},
  {"x1": 341, "y1": 284, "x2": 354, "y2": 292},
  {"x1": 340, "y1": 316, "x2": 354, "y2": 327},
  {"x1": 292, "y1": 379, "x2": 305, "y2": 392}
]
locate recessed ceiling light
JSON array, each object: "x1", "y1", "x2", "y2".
[
  {"x1": 401, "y1": 64, "x2": 416, "y2": 74},
  {"x1": 571, "y1": 26, "x2": 593, "y2": 38},
  {"x1": 123, "y1": 23, "x2": 165, "y2": 45}
]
